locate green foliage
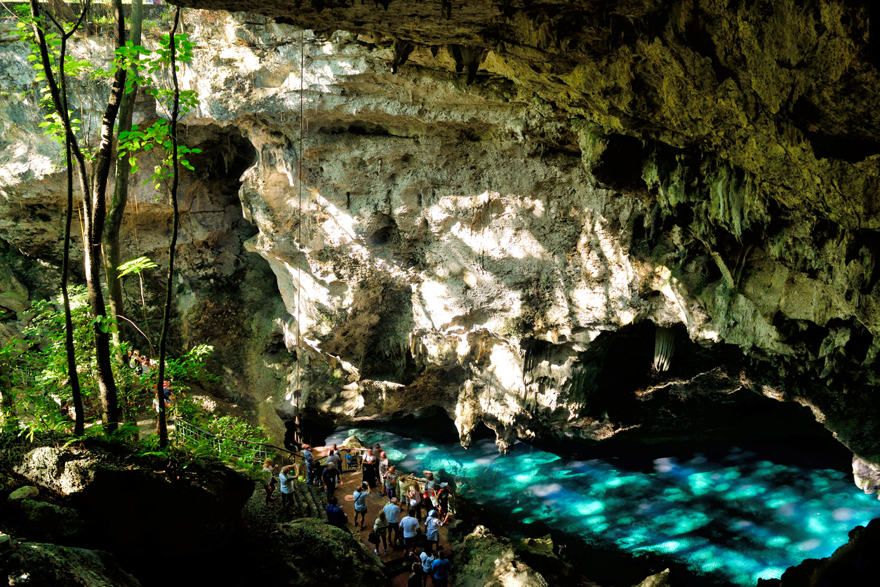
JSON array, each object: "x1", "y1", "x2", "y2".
[
  {"x1": 164, "y1": 344, "x2": 219, "y2": 391},
  {"x1": 0, "y1": 288, "x2": 218, "y2": 436},
  {"x1": 0, "y1": 287, "x2": 94, "y2": 437},
  {"x1": 173, "y1": 395, "x2": 273, "y2": 478},
  {"x1": 115, "y1": 27, "x2": 201, "y2": 192},
  {"x1": 116, "y1": 256, "x2": 158, "y2": 279},
  {"x1": 14, "y1": 5, "x2": 201, "y2": 178},
  {"x1": 118, "y1": 120, "x2": 202, "y2": 190}
]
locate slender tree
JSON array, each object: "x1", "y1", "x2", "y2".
[
  {"x1": 30, "y1": 0, "x2": 127, "y2": 432},
  {"x1": 55, "y1": 4, "x2": 90, "y2": 435},
  {"x1": 155, "y1": 6, "x2": 183, "y2": 447},
  {"x1": 105, "y1": 0, "x2": 144, "y2": 349}
]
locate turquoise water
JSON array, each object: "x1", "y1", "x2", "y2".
[{"x1": 327, "y1": 428, "x2": 880, "y2": 585}]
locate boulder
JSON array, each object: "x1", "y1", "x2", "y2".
[
  {"x1": 266, "y1": 518, "x2": 385, "y2": 586},
  {"x1": 7, "y1": 485, "x2": 39, "y2": 501},
  {"x1": 635, "y1": 568, "x2": 672, "y2": 587},
  {"x1": 12, "y1": 443, "x2": 253, "y2": 559},
  {"x1": 453, "y1": 525, "x2": 549, "y2": 587},
  {"x1": 2, "y1": 539, "x2": 140, "y2": 587},
  {"x1": 9, "y1": 499, "x2": 85, "y2": 543}
]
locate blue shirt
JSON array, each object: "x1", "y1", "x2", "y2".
[
  {"x1": 400, "y1": 515, "x2": 419, "y2": 538},
  {"x1": 279, "y1": 471, "x2": 292, "y2": 494},
  {"x1": 353, "y1": 489, "x2": 368, "y2": 512},
  {"x1": 426, "y1": 517, "x2": 440, "y2": 541},
  {"x1": 383, "y1": 502, "x2": 401, "y2": 524},
  {"x1": 303, "y1": 449, "x2": 313, "y2": 463},
  {"x1": 431, "y1": 558, "x2": 450, "y2": 580}
]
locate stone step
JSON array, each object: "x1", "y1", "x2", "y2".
[
  {"x1": 306, "y1": 484, "x2": 326, "y2": 519},
  {"x1": 293, "y1": 481, "x2": 316, "y2": 518}
]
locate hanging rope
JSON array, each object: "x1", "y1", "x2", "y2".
[{"x1": 294, "y1": 27, "x2": 305, "y2": 422}]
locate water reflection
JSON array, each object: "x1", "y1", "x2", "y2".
[{"x1": 328, "y1": 428, "x2": 880, "y2": 585}]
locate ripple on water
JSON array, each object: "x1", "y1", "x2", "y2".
[{"x1": 327, "y1": 428, "x2": 880, "y2": 585}]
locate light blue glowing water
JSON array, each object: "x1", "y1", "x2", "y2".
[{"x1": 327, "y1": 428, "x2": 880, "y2": 585}]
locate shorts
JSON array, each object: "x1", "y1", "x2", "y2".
[{"x1": 404, "y1": 536, "x2": 417, "y2": 547}]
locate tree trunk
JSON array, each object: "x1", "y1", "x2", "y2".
[
  {"x1": 60, "y1": 40, "x2": 85, "y2": 436},
  {"x1": 105, "y1": 0, "x2": 144, "y2": 350},
  {"x1": 83, "y1": 0, "x2": 127, "y2": 433},
  {"x1": 29, "y1": 0, "x2": 91, "y2": 435},
  {"x1": 156, "y1": 6, "x2": 183, "y2": 447}
]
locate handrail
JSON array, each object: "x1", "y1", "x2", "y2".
[
  {"x1": 172, "y1": 421, "x2": 454, "y2": 513},
  {"x1": 173, "y1": 417, "x2": 302, "y2": 466}
]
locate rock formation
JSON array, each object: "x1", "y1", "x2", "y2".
[{"x1": 1, "y1": 2, "x2": 879, "y2": 484}]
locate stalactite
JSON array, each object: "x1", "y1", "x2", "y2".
[{"x1": 653, "y1": 326, "x2": 676, "y2": 373}]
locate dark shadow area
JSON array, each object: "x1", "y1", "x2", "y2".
[{"x1": 593, "y1": 134, "x2": 648, "y2": 191}]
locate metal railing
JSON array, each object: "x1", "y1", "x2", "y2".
[
  {"x1": 173, "y1": 418, "x2": 301, "y2": 467},
  {"x1": 171, "y1": 421, "x2": 455, "y2": 515}
]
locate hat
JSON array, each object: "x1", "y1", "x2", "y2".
[{"x1": 428, "y1": 509, "x2": 436, "y2": 518}]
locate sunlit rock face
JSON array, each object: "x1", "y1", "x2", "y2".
[
  {"x1": 174, "y1": 9, "x2": 879, "y2": 464},
  {"x1": 1, "y1": 3, "x2": 880, "y2": 470}
]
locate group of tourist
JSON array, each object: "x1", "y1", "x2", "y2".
[
  {"x1": 265, "y1": 440, "x2": 454, "y2": 585},
  {"x1": 127, "y1": 349, "x2": 156, "y2": 376}
]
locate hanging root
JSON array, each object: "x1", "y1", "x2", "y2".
[{"x1": 652, "y1": 326, "x2": 676, "y2": 373}]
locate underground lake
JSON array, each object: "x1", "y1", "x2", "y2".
[{"x1": 328, "y1": 427, "x2": 880, "y2": 586}]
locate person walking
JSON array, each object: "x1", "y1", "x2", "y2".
[
  {"x1": 353, "y1": 481, "x2": 369, "y2": 529},
  {"x1": 372, "y1": 510, "x2": 389, "y2": 554},
  {"x1": 382, "y1": 496, "x2": 402, "y2": 548},
  {"x1": 399, "y1": 509, "x2": 421, "y2": 559},
  {"x1": 278, "y1": 464, "x2": 296, "y2": 512},
  {"x1": 419, "y1": 548, "x2": 435, "y2": 587}
]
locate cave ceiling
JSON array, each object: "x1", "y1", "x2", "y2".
[{"x1": 172, "y1": 0, "x2": 880, "y2": 229}]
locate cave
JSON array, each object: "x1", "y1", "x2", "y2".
[{"x1": 2, "y1": 2, "x2": 880, "y2": 587}]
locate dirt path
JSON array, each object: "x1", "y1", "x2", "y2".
[{"x1": 333, "y1": 468, "x2": 451, "y2": 586}]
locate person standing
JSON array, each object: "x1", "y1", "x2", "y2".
[
  {"x1": 437, "y1": 483, "x2": 451, "y2": 525},
  {"x1": 425, "y1": 509, "x2": 441, "y2": 554},
  {"x1": 278, "y1": 464, "x2": 296, "y2": 512},
  {"x1": 372, "y1": 510, "x2": 389, "y2": 554},
  {"x1": 322, "y1": 461, "x2": 341, "y2": 501},
  {"x1": 384, "y1": 465, "x2": 399, "y2": 500},
  {"x1": 326, "y1": 496, "x2": 347, "y2": 529},
  {"x1": 262, "y1": 458, "x2": 277, "y2": 504},
  {"x1": 362, "y1": 448, "x2": 377, "y2": 490},
  {"x1": 353, "y1": 481, "x2": 369, "y2": 529},
  {"x1": 419, "y1": 548, "x2": 435, "y2": 587},
  {"x1": 382, "y1": 496, "x2": 402, "y2": 548},
  {"x1": 399, "y1": 509, "x2": 421, "y2": 559},
  {"x1": 302, "y1": 444, "x2": 315, "y2": 485},
  {"x1": 378, "y1": 451, "x2": 390, "y2": 485},
  {"x1": 431, "y1": 550, "x2": 451, "y2": 587},
  {"x1": 327, "y1": 445, "x2": 341, "y2": 470}
]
